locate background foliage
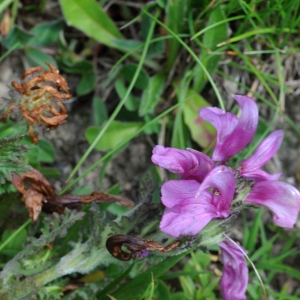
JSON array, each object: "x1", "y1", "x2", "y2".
[{"x1": 0, "y1": 0, "x2": 300, "y2": 299}]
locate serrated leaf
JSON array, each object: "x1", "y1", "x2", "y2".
[
  {"x1": 85, "y1": 121, "x2": 143, "y2": 151},
  {"x1": 182, "y1": 90, "x2": 216, "y2": 148},
  {"x1": 59, "y1": 0, "x2": 124, "y2": 49},
  {"x1": 139, "y1": 73, "x2": 166, "y2": 116}
]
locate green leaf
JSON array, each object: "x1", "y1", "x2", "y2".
[
  {"x1": 76, "y1": 71, "x2": 97, "y2": 95},
  {"x1": 0, "y1": 228, "x2": 27, "y2": 257},
  {"x1": 182, "y1": 90, "x2": 216, "y2": 148},
  {"x1": 120, "y1": 63, "x2": 149, "y2": 90},
  {"x1": 37, "y1": 139, "x2": 56, "y2": 163},
  {"x1": 29, "y1": 20, "x2": 64, "y2": 47},
  {"x1": 59, "y1": 0, "x2": 124, "y2": 49},
  {"x1": 139, "y1": 73, "x2": 166, "y2": 116},
  {"x1": 0, "y1": 0, "x2": 14, "y2": 13},
  {"x1": 25, "y1": 47, "x2": 57, "y2": 68},
  {"x1": 72, "y1": 185, "x2": 94, "y2": 195},
  {"x1": 166, "y1": 0, "x2": 187, "y2": 70},
  {"x1": 153, "y1": 280, "x2": 172, "y2": 300},
  {"x1": 85, "y1": 121, "x2": 143, "y2": 151},
  {"x1": 115, "y1": 79, "x2": 140, "y2": 111},
  {"x1": 39, "y1": 167, "x2": 61, "y2": 178},
  {"x1": 92, "y1": 96, "x2": 107, "y2": 126},
  {"x1": 112, "y1": 251, "x2": 190, "y2": 300},
  {"x1": 2, "y1": 27, "x2": 34, "y2": 48},
  {"x1": 58, "y1": 59, "x2": 94, "y2": 74},
  {"x1": 193, "y1": 6, "x2": 227, "y2": 91}
]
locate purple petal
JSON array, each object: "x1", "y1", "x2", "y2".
[
  {"x1": 161, "y1": 180, "x2": 201, "y2": 208},
  {"x1": 160, "y1": 180, "x2": 230, "y2": 238},
  {"x1": 199, "y1": 95, "x2": 258, "y2": 163},
  {"x1": 196, "y1": 166, "x2": 236, "y2": 213},
  {"x1": 151, "y1": 145, "x2": 214, "y2": 182},
  {"x1": 160, "y1": 199, "x2": 216, "y2": 237},
  {"x1": 245, "y1": 181, "x2": 300, "y2": 228},
  {"x1": 239, "y1": 130, "x2": 284, "y2": 175},
  {"x1": 219, "y1": 240, "x2": 248, "y2": 300},
  {"x1": 240, "y1": 169, "x2": 282, "y2": 182}
]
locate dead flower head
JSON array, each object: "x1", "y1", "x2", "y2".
[
  {"x1": 2, "y1": 62, "x2": 72, "y2": 144},
  {"x1": 12, "y1": 169, "x2": 134, "y2": 222}
]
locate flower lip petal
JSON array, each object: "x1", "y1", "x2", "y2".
[
  {"x1": 245, "y1": 181, "x2": 300, "y2": 228},
  {"x1": 160, "y1": 178, "x2": 232, "y2": 238},
  {"x1": 161, "y1": 179, "x2": 200, "y2": 208},
  {"x1": 160, "y1": 203, "x2": 216, "y2": 238},
  {"x1": 239, "y1": 130, "x2": 284, "y2": 174}
]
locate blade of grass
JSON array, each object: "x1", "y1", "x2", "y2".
[
  {"x1": 65, "y1": 8, "x2": 160, "y2": 184},
  {"x1": 229, "y1": 45, "x2": 278, "y2": 105},
  {"x1": 0, "y1": 42, "x2": 20, "y2": 63},
  {"x1": 220, "y1": 69, "x2": 300, "y2": 136},
  {"x1": 191, "y1": 15, "x2": 244, "y2": 40},
  {"x1": 142, "y1": 8, "x2": 224, "y2": 110},
  {"x1": 0, "y1": 0, "x2": 14, "y2": 12},
  {"x1": 217, "y1": 28, "x2": 296, "y2": 47},
  {"x1": 0, "y1": 219, "x2": 31, "y2": 253}
]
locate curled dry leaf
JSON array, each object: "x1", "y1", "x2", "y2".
[
  {"x1": 12, "y1": 169, "x2": 134, "y2": 221},
  {"x1": 2, "y1": 62, "x2": 72, "y2": 143},
  {"x1": 106, "y1": 234, "x2": 181, "y2": 261}
]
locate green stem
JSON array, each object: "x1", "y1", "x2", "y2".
[{"x1": 65, "y1": 8, "x2": 161, "y2": 184}]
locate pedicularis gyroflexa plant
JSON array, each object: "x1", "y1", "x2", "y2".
[
  {"x1": 151, "y1": 95, "x2": 300, "y2": 299},
  {"x1": 1, "y1": 63, "x2": 299, "y2": 300}
]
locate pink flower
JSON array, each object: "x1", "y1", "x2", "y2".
[
  {"x1": 219, "y1": 240, "x2": 248, "y2": 300},
  {"x1": 159, "y1": 166, "x2": 235, "y2": 238},
  {"x1": 151, "y1": 146, "x2": 214, "y2": 183},
  {"x1": 245, "y1": 181, "x2": 300, "y2": 228},
  {"x1": 199, "y1": 95, "x2": 258, "y2": 163},
  {"x1": 238, "y1": 130, "x2": 284, "y2": 181}
]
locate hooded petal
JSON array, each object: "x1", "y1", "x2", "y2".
[
  {"x1": 199, "y1": 95, "x2": 258, "y2": 163},
  {"x1": 196, "y1": 165, "x2": 236, "y2": 212},
  {"x1": 219, "y1": 240, "x2": 248, "y2": 300},
  {"x1": 239, "y1": 130, "x2": 284, "y2": 177},
  {"x1": 152, "y1": 145, "x2": 214, "y2": 182},
  {"x1": 245, "y1": 181, "x2": 300, "y2": 228},
  {"x1": 160, "y1": 179, "x2": 230, "y2": 238}
]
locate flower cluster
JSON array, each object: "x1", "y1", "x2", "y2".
[
  {"x1": 152, "y1": 95, "x2": 300, "y2": 299},
  {"x1": 2, "y1": 63, "x2": 71, "y2": 143}
]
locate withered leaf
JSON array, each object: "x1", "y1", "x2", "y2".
[{"x1": 12, "y1": 169, "x2": 135, "y2": 221}]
